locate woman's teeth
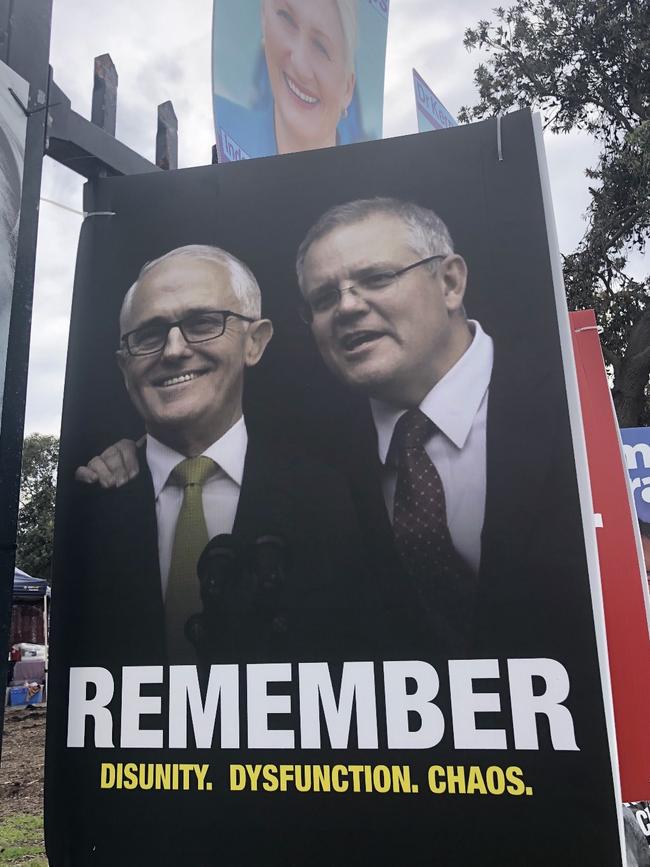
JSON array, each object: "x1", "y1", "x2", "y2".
[{"x1": 285, "y1": 74, "x2": 318, "y2": 105}]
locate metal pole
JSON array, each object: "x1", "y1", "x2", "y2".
[
  {"x1": 0, "y1": 0, "x2": 53, "y2": 754},
  {"x1": 43, "y1": 590, "x2": 48, "y2": 701}
]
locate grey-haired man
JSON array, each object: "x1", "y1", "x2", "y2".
[
  {"x1": 296, "y1": 198, "x2": 492, "y2": 652},
  {"x1": 71, "y1": 244, "x2": 370, "y2": 665}
]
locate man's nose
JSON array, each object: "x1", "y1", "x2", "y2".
[
  {"x1": 161, "y1": 325, "x2": 192, "y2": 360},
  {"x1": 335, "y1": 285, "x2": 370, "y2": 318}
]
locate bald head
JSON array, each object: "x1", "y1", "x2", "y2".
[{"x1": 120, "y1": 244, "x2": 262, "y2": 337}]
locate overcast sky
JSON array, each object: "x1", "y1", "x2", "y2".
[{"x1": 25, "y1": 0, "x2": 604, "y2": 435}]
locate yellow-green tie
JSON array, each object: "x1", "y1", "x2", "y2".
[{"x1": 165, "y1": 456, "x2": 216, "y2": 662}]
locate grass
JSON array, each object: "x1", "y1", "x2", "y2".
[{"x1": 0, "y1": 814, "x2": 47, "y2": 865}]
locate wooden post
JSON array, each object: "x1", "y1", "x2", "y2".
[
  {"x1": 156, "y1": 100, "x2": 177, "y2": 171},
  {"x1": 91, "y1": 53, "x2": 117, "y2": 135}
]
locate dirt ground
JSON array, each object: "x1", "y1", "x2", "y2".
[{"x1": 0, "y1": 705, "x2": 46, "y2": 819}]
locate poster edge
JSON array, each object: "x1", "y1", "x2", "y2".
[
  {"x1": 531, "y1": 112, "x2": 626, "y2": 863},
  {"x1": 614, "y1": 409, "x2": 650, "y2": 639}
]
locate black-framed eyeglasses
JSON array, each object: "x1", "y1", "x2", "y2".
[
  {"x1": 121, "y1": 310, "x2": 256, "y2": 357},
  {"x1": 298, "y1": 254, "x2": 445, "y2": 324}
]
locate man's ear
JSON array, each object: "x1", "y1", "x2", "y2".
[
  {"x1": 115, "y1": 348, "x2": 133, "y2": 396},
  {"x1": 244, "y1": 318, "x2": 274, "y2": 367},
  {"x1": 439, "y1": 255, "x2": 468, "y2": 312},
  {"x1": 116, "y1": 348, "x2": 128, "y2": 379}
]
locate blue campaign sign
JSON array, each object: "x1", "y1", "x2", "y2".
[
  {"x1": 621, "y1": 427, "x2": 650, "y2": 522},
  {"x1": 213, "y1": 1, "x2": 389, "y2": 162},
  {"x1": 413, "y1": 68, "x2": 456, "y2": 133}
]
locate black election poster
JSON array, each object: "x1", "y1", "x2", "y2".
[{"x1": 45, "y1": 109, "x2": 624, "y2": 866}]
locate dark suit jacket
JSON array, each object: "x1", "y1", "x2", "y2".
[
  {"x1": 334, "y1": 342, "x2": 593, "y2": 660},
  {"x1": 61, "y1": 430, "x2": 380, "y2": 670}
]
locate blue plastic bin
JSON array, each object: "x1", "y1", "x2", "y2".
[{"x1": 8, "y1": 686, "x2": 43, "y2": 706}]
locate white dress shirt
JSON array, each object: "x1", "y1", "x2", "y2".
[
  {"x1": 145, "y1": 417, "x2": 248, "y2": 599},
  {"x1": 370, "y1": 321, "x2": 494, "y2": 574}
]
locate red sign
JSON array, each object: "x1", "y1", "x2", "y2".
[{"x1": 571, "y1": 308, "x2": 650, "y2": 800}]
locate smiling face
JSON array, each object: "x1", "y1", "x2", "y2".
[
  {"x1": 301, "y1": 214, "x2": 472, "y2": 407},
  {"x1": 262, "y1": 0, "x2": 355, "y2": 153},
  {"x1": 117, "y1": 256, "x2": 272, "y2": 456}
]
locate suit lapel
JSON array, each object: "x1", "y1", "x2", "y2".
[
  {"x1": 345, "y1": 402, "x2": 397, "y2": 553},
  {"x1": 479, "y1": 342, "x2": 561, "y2": 594},
  {"x1": 233, "y1": 434, "x2": 295, "y2": 543},
  {"x1": 342, "y1": 402, "x2": 420, "y2": 618},
  {"x1": 110, "y1": 460, "x2": 166, "y2": 658}
]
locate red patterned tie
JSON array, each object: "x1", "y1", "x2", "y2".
[{"x1": 389, "y1": 408, "x2": 476, "y2": 653}]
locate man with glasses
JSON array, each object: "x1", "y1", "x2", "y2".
[
  {"x1": 296, "y1": 197, "x2": 491, "y2": 654},
  {"x1": 295, "y1": 196, "x2": 581, "y2": 659},
  {"x1": 73, "y1": 243, "x2": 371, "y2": 664}
]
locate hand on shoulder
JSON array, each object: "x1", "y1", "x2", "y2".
[{"x1": 74, "y1": 436, "x2": 143, "y2": 488}]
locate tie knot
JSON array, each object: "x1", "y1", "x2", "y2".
[
  {"x1": 170, "y1": 456, "x2": 216, "y2": 488},
  {"x1": 388, "y1": 408, "x2": 436, "y2": 462}
]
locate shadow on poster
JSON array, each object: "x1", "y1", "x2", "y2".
[
  {"x1": 213, "y1": 0, "x2": 389, "y2": 162},
  {"x1": 46, "y1": 110, "x2": 624, "y2": 866}
]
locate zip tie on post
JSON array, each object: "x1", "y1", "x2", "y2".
[
  {"x1": 8, "y1": 87, "x2": 30, "y2": 117},
  {"x1": 40, "y1": 196, "x2": 85, "y2": 217},
  {"x1": 9, "y1": 87, "x2": 61, "y2": 116},
  {"x1": 496, "y1": 114, "x2": 503, "y2": 162},
  {"x1": 574, "y1": 326, "x2": 603, "y2": 334},
  {"x1": 40, "y1": 198, "x2": 116, "y2": 220}
]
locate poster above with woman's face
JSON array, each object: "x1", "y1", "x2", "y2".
[{"x1": 213, "y1": 0, "x2": 389, "y2": 162}]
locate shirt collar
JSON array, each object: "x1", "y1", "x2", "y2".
[
  {"x1": 371, "y1": 320, "x2": 494, "y2": 464},
  {"x1": 146, "y1": 416, "x2": 248, "y2": 498}
]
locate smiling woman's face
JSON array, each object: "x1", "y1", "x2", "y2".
[{"x1": 262, "y1": 0, "x2": 355, "y2": 153}]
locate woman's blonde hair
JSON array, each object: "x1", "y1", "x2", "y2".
[
  {"x1": 335, "y1": 0, "x2": 358, "y2": 75},
  {"x1": 261, "y1": 0, "x2": 358, "y2": 74}
]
